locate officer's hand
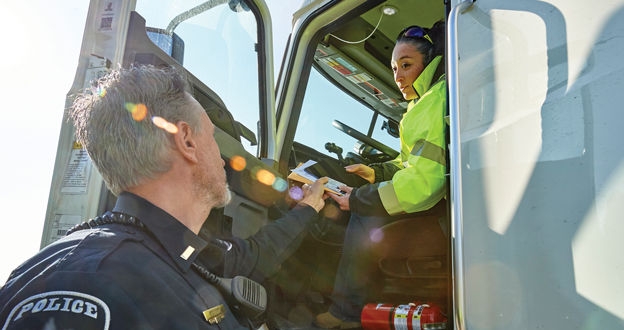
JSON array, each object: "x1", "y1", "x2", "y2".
[
  {"x1": 299, "y1": 177, "x2": 329, "y2": 213},
  {"x1": 345, "y1": 164, "x2": 375, "y2": 183}
]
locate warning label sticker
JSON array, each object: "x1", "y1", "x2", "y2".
[
  {"x1": 61, "y1": 144, "x2": 92, "y2": 194},
  {"x1": 45, "y1": 214, "x2": 83, "y2": 243}
]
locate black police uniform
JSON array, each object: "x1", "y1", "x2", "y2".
[{"x1": 0, "y1": 192, "x2": 319, "y2": 329}]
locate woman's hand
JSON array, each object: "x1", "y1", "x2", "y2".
[
  {"x1": 328, "y1": 185, "x2": 353, "y2": 211},
  {"x1": 345, "y1": 164, "x2": 375, "y2": 183}
]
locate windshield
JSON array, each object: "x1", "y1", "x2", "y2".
[{"x1": 296, "y1": 69, "x2": 400, "y2": 160}]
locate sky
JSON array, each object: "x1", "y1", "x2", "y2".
[{"x1": 0, "y1": 0, "x2": 302, "y2": 285}]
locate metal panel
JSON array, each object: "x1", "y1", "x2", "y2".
[{"x1": 42, "y1": 0, "x2": 137, "y2": 248}]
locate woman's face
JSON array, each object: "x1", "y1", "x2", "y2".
[{"x1": 391, "y1": 42, "x2": 425, "y2": 101}]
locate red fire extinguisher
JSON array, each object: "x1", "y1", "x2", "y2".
[{"x1": 360, "y1": 302, "x2": 447, "y2": 330}]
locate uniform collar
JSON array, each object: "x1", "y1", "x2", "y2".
[
  {"x1": 112, "y1": 192, "x2": 208, "y2": 272},
  {"x1": 411, "y1": 55, "x2": 443, "y2": 101}
]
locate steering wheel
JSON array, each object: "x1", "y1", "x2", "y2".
[{"x1": 332, "y1": 120, "x2": 399, "y2": 159}]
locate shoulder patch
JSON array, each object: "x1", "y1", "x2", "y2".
[{"x1": 3, "y1": 291, "x2": 111, "y2": 330}]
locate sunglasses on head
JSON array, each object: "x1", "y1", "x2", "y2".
[{"x1": 397, "y1": 25, "x2": 433, "y2": 44}]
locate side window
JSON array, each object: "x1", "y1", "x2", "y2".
[{"x1": 136, "y1": 1, "x2": 260, "y2": 154}]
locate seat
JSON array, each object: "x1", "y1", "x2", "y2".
[{"x1": 368, "y1": 201, "x2": 450, "y2": 309}]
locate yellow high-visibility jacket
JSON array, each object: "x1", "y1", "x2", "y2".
[{"x1": 350, "y1": 55, "x2": 446, "y2": 216}]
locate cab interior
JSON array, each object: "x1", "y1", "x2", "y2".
[{"x1": 271, "y1": 1, "x2": 451, "y2": 327}]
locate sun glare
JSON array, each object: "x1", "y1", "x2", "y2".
[
  {"x1": 152, "y1": 116, "x2": 179, "y2": 134},
  {"x1": 256, "y1": 169, "x2": 276, "y2": 186},
  {"x1": 230, "y1": 155, "x2": 247, "y2": 171},
  {"x1": 125, "y1": 102, "x2": 148, "y2": 121}
]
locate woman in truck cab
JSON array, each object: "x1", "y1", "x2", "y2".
[{"x1": 314, "y1": 20, "x2": 447, "y2": 329}]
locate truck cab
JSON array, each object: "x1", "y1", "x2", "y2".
[{"x1": 43, "y1": 0, "x2": 624, "y2": 329}]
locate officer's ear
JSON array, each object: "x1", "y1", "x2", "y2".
[{"x1": 174, "y1": 121, "x2": 199, "y2": 163}]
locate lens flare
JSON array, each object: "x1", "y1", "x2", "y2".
[
  {"x1": 272, "y1": 177, "x2": 288, "y2": 192},
  {"x1": 97, "y1": 87, "x2": 107, "y2": 98},
  {"x1": 322, "y1": 202, "x2": 342, "y2": 220},
  {"x1": 133, "y1": 104, "x2": 148, "y2": 121},
  {"x1": 256, "y1": 169, "x2": 275, "y2": 186},
  {"x1": 152, "y1": 116, "x2": 179, "y2": 134},
  {"x1": 229, "y1": 155, "x2": 246, "y2": 172},
  {"x1": 124, "y1": 102, "x2": 148, "y2": 121},
  {"x1": 369, "y1": 228, "x2": 384, "y2": 243},
  {"x1": 289, "y1": 186, "x2": 304, "y2": 201}
]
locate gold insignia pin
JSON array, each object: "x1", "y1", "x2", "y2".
[
  {"x1": 180, "y1": 246, "x2": 195, "y2": 260},
  {"x1": 203, "y1": 304, "x2": 225, "y2": 324}
]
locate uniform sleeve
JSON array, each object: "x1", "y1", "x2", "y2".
[
  {"x1": 0, "y1": 272, "x2": 154, "y2": 330},
  {"x1": 1, "y1": 235, "x2": 243, "y2": 330},
  {"x1": 203, "y1": 205, "x2": 319, "y2": 283}
]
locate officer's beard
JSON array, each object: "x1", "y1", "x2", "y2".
[{"x1": 193, "y1": 167, "x2": 232, "y2": 210}]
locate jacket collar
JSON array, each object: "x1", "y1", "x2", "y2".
[
  {"x1": 411, "y1": 55, "x2": 443, "y2": 100},
  {"x1": 112, "y1": 192, "x2": 208, "y2": 273}
]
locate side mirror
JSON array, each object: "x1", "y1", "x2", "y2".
[
  {"x1": 146, "y1": 27, "x2": 185, "y2": 64},
  {"x1": 382, "y1": 120, "x2": 400, "y2": 138}
]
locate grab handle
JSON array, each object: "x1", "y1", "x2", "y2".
[{"x1": 447, "y1": 1, "x2": 475, "y2": 329}]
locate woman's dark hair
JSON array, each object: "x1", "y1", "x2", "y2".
[{"x1": 396, "y1": 20, "x2": 445, "y2": 66}]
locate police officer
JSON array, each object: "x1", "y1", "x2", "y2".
[{"x1": 0, "y1": 65, "x2": 328, "y2": 329}]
